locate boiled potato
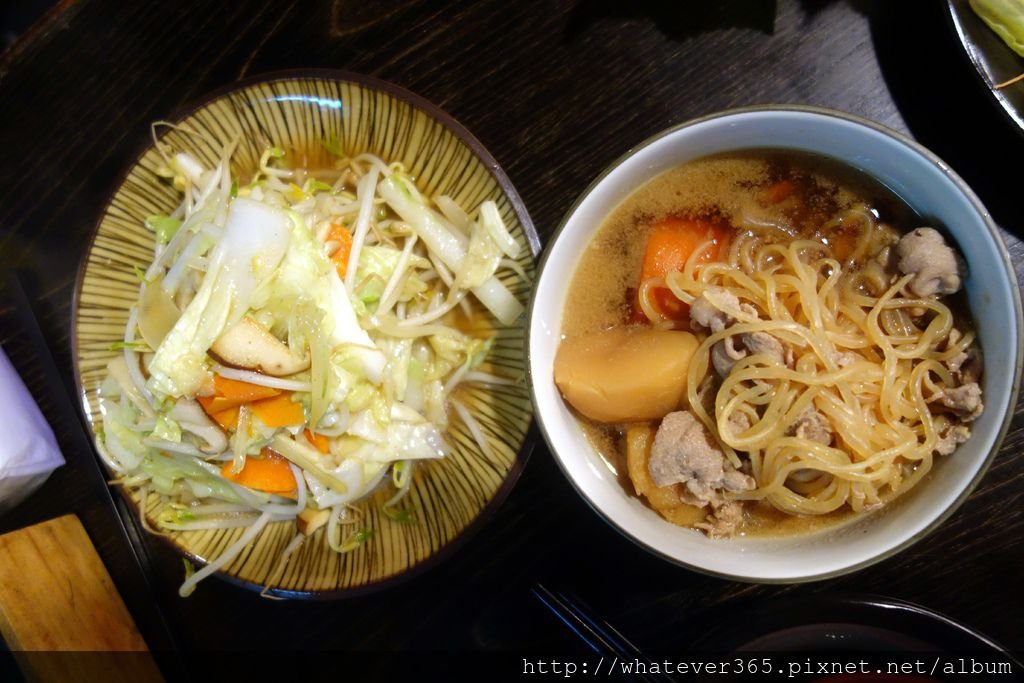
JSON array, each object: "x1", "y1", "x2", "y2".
[
  {"x1": 624, "y1": 424, "x2": 671, "y2": 503},
  {"x1": 554, "y1": 326, "x2": 698, "y2": 423},
  {"x1": 659, "y1": 502, "x2": 709, "y2": 527}
]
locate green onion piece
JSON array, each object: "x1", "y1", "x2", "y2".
[
  {"x1": 108, "y1": 340, "x2": 152, "y2": 352},
  {"x1": 391, "y1": 460, "x2": 405, "y2": 488},
  {"x1": 304, "y1": 179, "x2": 333, "y2": 193},
  {"x1": 383, "y1": 506, "x2": 416, "y2": 524},
  {"x1": 338, "y1": 528, "x2": 373, "y2": 553},
  {"x1": 133, "y1": 265, "x2": 153, "y2": 284}
]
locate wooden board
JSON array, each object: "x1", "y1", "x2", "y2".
[{"x1": 0, "y1": 515, "x2": 163, "y2": 682}]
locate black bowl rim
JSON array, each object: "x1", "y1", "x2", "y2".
[
  {"x1": 71, "y1": 68, "x2": 541, "y2": 600},
  {"x1": 526, "y1": 103, "x2": 1024, "y2": 585},
  {"x1": 692, "y1": 592, "x2": 1017, "y2": 660}
]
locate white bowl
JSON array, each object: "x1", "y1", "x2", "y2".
[{"x1": 528, "y1": 106, "x2": 1023, "y2": 583}]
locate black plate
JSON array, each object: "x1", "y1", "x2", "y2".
[
  {"x1": 690, "y1": 594, "x2": 1020, "y2": 680},
  {"x1": 948, "y1": 0, "x2": 1024, "y2": 131}
]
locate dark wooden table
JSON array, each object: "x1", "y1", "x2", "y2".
[{"x1": 1, "y1": 0, "x2": 1023, "y2": 679}]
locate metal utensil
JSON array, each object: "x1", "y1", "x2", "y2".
[{"x1": 532, "y1": 583, "x2": 679, "y2": 683}]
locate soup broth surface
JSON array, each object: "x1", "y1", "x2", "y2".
[
  {"x1": 563, "y1": 151, "x2": 917, "y2": 337},
  {"x1": 562, "y1": 151, "x2": 937, "y2": 537}
]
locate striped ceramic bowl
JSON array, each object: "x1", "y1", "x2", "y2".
[{"x1": 73, "y1": 71, "x2": 538, "y2": 598}]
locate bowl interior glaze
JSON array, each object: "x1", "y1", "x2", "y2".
[{"x1": 529, "y1": 106, "x2": 1022, "y2": 582}]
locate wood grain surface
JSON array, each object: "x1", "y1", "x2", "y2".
[
  {"x1": 0, "y1": 515, "x2": 163, "y2": 681},
  {"x1": 0, "y1": 515, "x2": 148, "y2": 651},
  {"x1": 0, "y1": 0, "x2": 1022, "y2": 676}
]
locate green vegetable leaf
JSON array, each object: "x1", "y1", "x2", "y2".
[
  {"x1": 152, "y1": 414, "x2": 182, "y2": 443},
  {"x1": 158, "y1": 505, "x2": 195, "y2": 525},
  {"x1": 145, "y1": 215, "x2": 183, "y2": 245},
  {"x1": 354, "y1": 245, "x2": 428, "y2": 307}
]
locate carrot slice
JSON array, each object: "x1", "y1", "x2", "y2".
[
  {"x1": 213, "y1": 375, "x2": 280, "y2": 404},
  {"x1": 221, "y1": 448, "x2": 296, "y2": 497},
  {"x1": 250, "y1": 393, "x2": 305, "y2": 427},
  {"x1": 198, "y1": 376, "x2": 281, "y2": 422},
  {"x1": 197, "y1": 376, "x2": 298, "y2": 432},
  {"x1": 304, "y1": 429, "x2": 330, "y2": 454},
  {"x1": 327, "y1": 223, "x2": 353, "y2": 278},
  {"x1": 208, "y1": 406, "x2": 240, "y2": 431},
  {"x1": 198, "y1": 395, "x2": 246, "y2": 414},
  {"x1": 197, "y1": 395, "x2": 219, "y2": 414},
  {"x1": 635, "y1": 218, "x2": 732, "y2": 321},
  {"x1": 198, "y1": 381, "x2": 280, "y2": 415}
]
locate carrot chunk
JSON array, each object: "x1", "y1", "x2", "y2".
[
  {"x1": 635, "y1": 218, "x2": 731, "y2": 321},
  {"x1": 763, "y1": 179, "x2": 794, "y2": 204}
]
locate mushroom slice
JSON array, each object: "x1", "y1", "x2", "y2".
[
  {"x1": 107, "y1": 355, "x2": 155, "y2": 417},
  {"x1": 168, "y1": 399, "x2": 228, "y2": 454},
  {"x1": 210, "y1": 317, "x2": 311, "y2": 376}
]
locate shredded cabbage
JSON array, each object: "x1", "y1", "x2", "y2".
[
  {"x1": 147, "y1": 198, "x2": 291, "y2": 397},
  {"x1": 99, "y1": 134, "x2": 527, "y2": 596},
  {"x1": 378, "y1": 172, "x2": 524, "y2": 324},
  {"x1": 971, "y1": 0, "x2": 1024, "y2": 56}
]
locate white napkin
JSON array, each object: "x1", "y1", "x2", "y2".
[{"x1": 0, "y1": 344, "x2": 65, "y2": 514}]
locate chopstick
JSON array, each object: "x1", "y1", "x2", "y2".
[{"x1": 531, "y1": 583, "x2": 679, "y2": 683}]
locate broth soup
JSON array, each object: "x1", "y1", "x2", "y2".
[{"x1": 554, "y1": 151, "x2": 982, "y2": 538}]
